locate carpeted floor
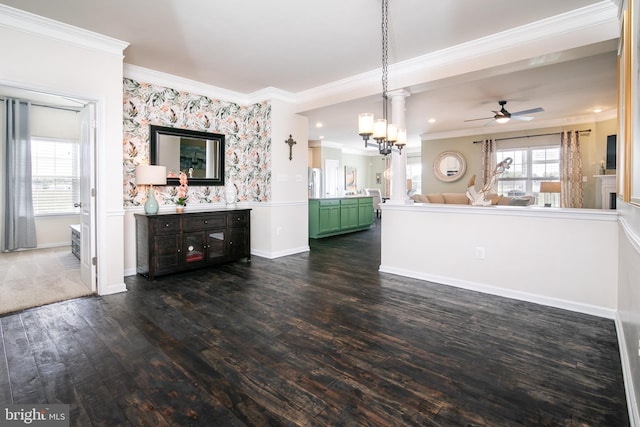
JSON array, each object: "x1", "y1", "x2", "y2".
[{"x1": 0, "y1": 246, "x2": 92, "y2": 315}]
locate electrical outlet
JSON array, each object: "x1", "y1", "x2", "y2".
[{"x1": 475, "y1": 247, "x2": 485, "y2": 259}]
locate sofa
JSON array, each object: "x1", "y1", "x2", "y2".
[
  {"x1": 411, "y1": 193, "x2": 535, "y2": 206},
  {"x1": 411, "y1": 193, "x2": 470, "y2": 204}
]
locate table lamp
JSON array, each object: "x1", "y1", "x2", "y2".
[
  {"x1": 135, "y1": 165, "x2": 167, "y2": 214},
  {"x1": 539, "y1": 181, "x2": 561, "y2": 207}
]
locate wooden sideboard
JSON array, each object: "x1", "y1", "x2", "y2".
[{"x1": 135, "y1": 209, "x2": 251, "y2": 280}]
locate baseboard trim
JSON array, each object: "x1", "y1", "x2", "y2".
[
  {"x1": 379, "y1": 265, "x2": 616, "y2": 319},
  {"x1": 98, "y1": 281, "x2": 127, "y2": 296},
  {"x1": 616, "y1": 313, "x2": 640, "y2": 427},
  {"x1": 251, "y1": 246, "x2": 310, "y2": 259}
]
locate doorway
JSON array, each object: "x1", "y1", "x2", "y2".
[
  {"x1": 0, "y1": 86, "x2": 96, "y2": 313},
  {"x1": 325, "y1": 159, "x2": 339, "y2": 197}
]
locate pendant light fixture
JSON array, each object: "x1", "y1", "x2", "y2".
[{"x1": 358, "y1": 0, "x2": 405, "y2": 156}]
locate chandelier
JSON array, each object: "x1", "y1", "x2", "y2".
[{"x1": 358, "y1": 0, "x2": 406, "y2": 156}]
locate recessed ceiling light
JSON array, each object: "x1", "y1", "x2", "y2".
[
  {"x1": 428, "y1": 118, "x2": 436, "y2": 123},
  {"x1": 593, "y1": 108, "x2": 602, "y2": 113},
  {"x1": 319, "y1": 135, "x2": 324, "y2": 139},
  {"x1": 315, "y1": 122, "x2": 323, "y2": 128}
]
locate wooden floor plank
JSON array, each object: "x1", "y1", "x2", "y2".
[{"x1": 0, "y1": 219, "x2": 629, "y2": 426}]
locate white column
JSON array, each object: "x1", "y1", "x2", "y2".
[{"x1": 389, "y1": 89, "x2": 410, "y2": 203}]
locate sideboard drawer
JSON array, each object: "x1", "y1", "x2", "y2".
[
  {"x1": 183, "y1": 214, "x2": 226, "y2": 231},
  {"x1": 152, "y1": 218, "x2": 180, "y2": 235},
  {"x1": 228, "y1": 211, "x2": 248, "y2": 226}
]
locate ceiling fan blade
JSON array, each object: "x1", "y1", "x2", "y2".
[
  {"x1": 512, "y1": 107, "x2": 544, "y2": 116},
  {"x1": 511, "y1": 115, "x2": 534, "y2": 121},
  {"x1": 464, "y1": 116, "x2": 493, "y2": 122}
]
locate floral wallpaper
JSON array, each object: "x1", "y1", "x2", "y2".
[{"x1": 123, "y1": 78, "x2": 271, "y2": 207}]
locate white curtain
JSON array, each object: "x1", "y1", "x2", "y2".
[
  {"x1": 481, "y1": 139, "x2": 497, "y2": 192},
  {"x1": 560, "y1": 130, "x2": 583, "y2": 208},
  {"x1": 3, "y1": 98, "x2": 37, "y2": 251}
]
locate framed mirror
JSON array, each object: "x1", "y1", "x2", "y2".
[
  {"x1": 150, "y1": 125, "x2": 225, "y2": 186},
  {"x1": 433, "y1": 150, "x2": 466, "y2": 182}
]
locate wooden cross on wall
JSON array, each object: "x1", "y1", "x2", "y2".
[{"x1": 285, "y1": 134, "x2": 296, "y2": 161}]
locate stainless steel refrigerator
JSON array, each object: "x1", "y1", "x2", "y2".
[{"x1": 308, "y1": 168, "x2": 323, "y2": 198}]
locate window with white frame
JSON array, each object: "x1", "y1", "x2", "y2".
[
  {"x1": 31, "y1": 137, "x2": 80, "y2": 215},
  {"x1": 497, "y1": 145, "x2": 560, "y2": 207},
  {"x1": 407, "y1": 157, "x2": 422, "y2": 195}
]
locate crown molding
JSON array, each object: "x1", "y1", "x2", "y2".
[
  {"x1": 124, "y1": 64, "x2": 297, "y2": 106},
  {"x1": 295, "y1": 1, "x2": 619, "y2": 112},
  {"x1": 123, "y1": 64, "x2": 249, "y2": 104},
  {"x1": 0, "y1": 4, "x2": 128, "y2": 55},
  {"x1": 247, "y1": 87, "x2": 296, "y2": 104}
]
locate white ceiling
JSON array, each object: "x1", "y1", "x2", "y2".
[{"x1": 0, "y1": 0, "x2": 620, "y2": 151}]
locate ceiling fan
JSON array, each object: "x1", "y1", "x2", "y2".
[{"x1": 464, "y1": 100, "x2": 544, "y2": 124}]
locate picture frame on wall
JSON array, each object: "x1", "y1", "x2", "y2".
[{"x1": 345, "y1": 166, "x2": 357, "y2": 193}]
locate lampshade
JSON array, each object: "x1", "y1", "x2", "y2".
[
  {"x1": 539, "y1": 181, "x2": 561, "y2": 193},
  {"x1": 358, "y1": 113, "x2": 374, "y2": 135},
  {"x1": 373, "y1": 119, "x2": 387, "y2": 140},
  {"x1": 386, "y1": 124, "x2": 398, "y2": 142},
  {"x1": 396, "y1": 128, "x2": 407, "y2": 147},
  {"x1": 135, "y1": 165, "x2": 167, "y2": 186}
]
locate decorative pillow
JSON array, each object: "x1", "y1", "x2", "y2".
[
  {"x1": 426, "y1": 193, "x2": 445, "y2": 204},
  {"x1": 485, "y1": 193, "x2": 501, "y2": 205},
  {"x1": 442, "y1": 193, "x2": 470, "y2": 204},
  {"x1": 411, "y1": 194, "x2": 431, "y2": 203},
  {"x1": 509, "y1": 196, "x2": 535, "y2": 206}
]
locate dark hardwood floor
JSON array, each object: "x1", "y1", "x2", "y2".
[{"x1": 0, "y1": 218, "x2": 629, "y2": 426}]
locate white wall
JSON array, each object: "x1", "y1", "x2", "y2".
[
  {"x1": 381, "y1": 204, "x2": 619, "y2": 317},
  {"x1": 265, "y1": 98, "x2": 310, "y2": 257},
  {"x1": 0, "y1": 6, "x2": 128, "y2": 294},
  {"x1": 617, "y1": 201, "x2": 640, "y2": 425}
]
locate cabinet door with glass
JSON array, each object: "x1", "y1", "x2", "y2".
[
  {"x1": 182, "y1": 231, "x2": 207, "y2": 267},
  {"x1": 206, "y1": 229, "x2": 227, "y2": 261}
]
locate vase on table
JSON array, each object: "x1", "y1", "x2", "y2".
[
  {"x1": 176, "y1": 206, "x2": 185, "y2": 213},
  {"x1": 225, "y1": 182, "x2": 237, "y2": 209}
]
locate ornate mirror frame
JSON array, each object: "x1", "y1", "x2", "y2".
[{"x1": 433, "y1": 151, "x2": 467, "y2": 183}]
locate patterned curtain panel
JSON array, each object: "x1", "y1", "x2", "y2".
[
  {"x1": 560, "y1": 131, "x2": 583, "y2": 208},
  {"x1": 481, "y1": 139, "x2": 497, "y2": 191}
]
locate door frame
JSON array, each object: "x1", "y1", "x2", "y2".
[{"x1": 0, "y1": 82, "x2": 99, "y2": 293}]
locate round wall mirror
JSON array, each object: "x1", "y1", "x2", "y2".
[{"x1": 433, "y1": 151, "x2": 467, "y2": 182}]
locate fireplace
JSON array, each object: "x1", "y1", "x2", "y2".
[{"x1": 595, "y1": 175, "x2": 616, "y2": 209}]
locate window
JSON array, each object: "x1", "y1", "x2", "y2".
[
  {"x1": 497, "y1": 146, "x2": 560, "y2": 207},
  {"x1": 31, "y1": 137, "x2": 80, "y2": 215},
  {"x1": 407, "y1": 160, "x2": 422, "y2": 195}
]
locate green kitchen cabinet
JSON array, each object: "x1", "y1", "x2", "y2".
[
  {"x1": 358, "y1": 197, "x2": 374, "y2": 226},
  {"x1": 309, "y1": 196, "x2": 374, "y2": 238},
  {"x1": 340, "y1": 198, "x2": 359, "y2": 229}
]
